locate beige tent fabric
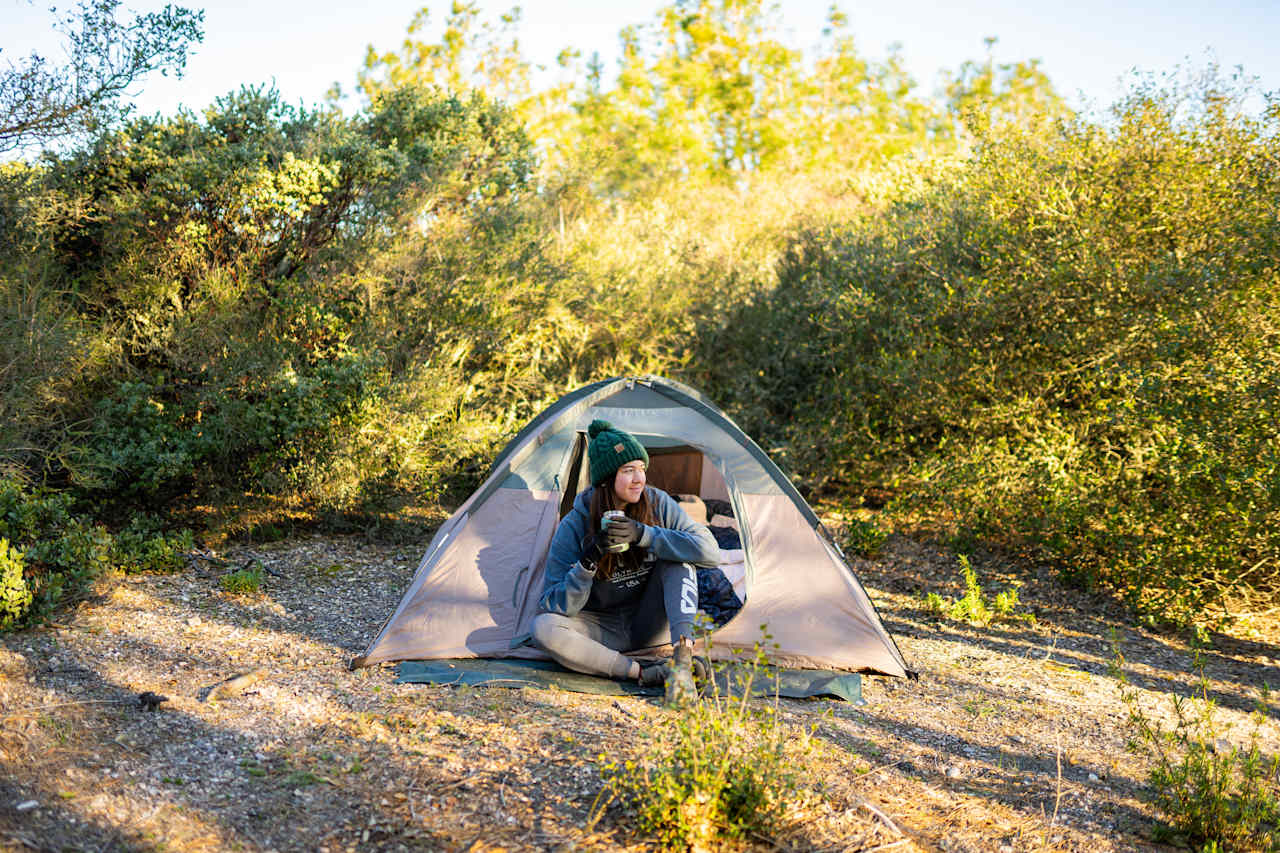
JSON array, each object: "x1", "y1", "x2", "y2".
[
  {"x1": 695, "y1": 494, "x2": 907, "y2": 676},
  {"x1": 360, "y1": 489, "x2": 557, "y2": 664}
]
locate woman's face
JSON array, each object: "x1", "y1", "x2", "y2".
[{"x1": 612, "y1": 460, "x2": 647, "y2": 505}]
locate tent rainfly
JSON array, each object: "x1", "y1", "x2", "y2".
[{"x1": 352, "y1": 376, "x2": 911, "y2": 678}]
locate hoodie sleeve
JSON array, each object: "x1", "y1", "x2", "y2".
[
  {"x1": 637, "y1": 488, "x2": 721, "y2": 567},
  {"x1": 538, "y1": 498, "x2": 597, "y2": 616}
]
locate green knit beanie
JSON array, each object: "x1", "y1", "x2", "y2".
[{"x1": 587, "y1": 419, "x2": 649, "y2": 487}]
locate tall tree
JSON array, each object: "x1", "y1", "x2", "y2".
[
  {"x1": 944, "y1": 37, "x2": 1067, "y2": 136},
  {"x1": 0, "y1": 0, "x2": 204, "y2": 153}
]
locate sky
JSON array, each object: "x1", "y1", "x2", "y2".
[{"x1": 3, "y1": 0, "x2": 1278, "y2": 122}]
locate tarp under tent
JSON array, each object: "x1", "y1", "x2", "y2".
[{"x1": 352, "y1": 376, "x2": 911, "y2": 679}]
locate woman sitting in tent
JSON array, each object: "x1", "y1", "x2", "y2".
[{"x1": 532, "y1": 420, "x2": 719, "y2": 701}]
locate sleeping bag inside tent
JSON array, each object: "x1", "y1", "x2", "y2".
[{"x1": 352, "y1": 376, "x2": 911, "y2": 679}]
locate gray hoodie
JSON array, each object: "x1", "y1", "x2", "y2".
[{"x1": 539, "y1": 486, "x2": 720, "y2": 616}]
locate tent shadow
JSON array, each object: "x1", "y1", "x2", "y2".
[{"x1": 465, "y1": 538, "x2": 545, "y2": 656}]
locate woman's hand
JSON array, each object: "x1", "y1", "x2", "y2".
[
  {"x1": 580, "y1": 537, "x2": 605, "y2": 571},
  {"x1": 604, "y1": 516, "x2": 644, "y2": 549}
]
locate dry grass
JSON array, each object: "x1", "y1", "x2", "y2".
[{"x1": 1, "y1": 527, "x2": 1277, "y2": 851}]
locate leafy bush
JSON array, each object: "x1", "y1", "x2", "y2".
[
  {"x1": 0, "y1": 479, "x2": 193, "y2": 628},
  {"x1": 595, "y1": 639, "x2": 815, "y2": 848},
  {"x1": 1112, "y1": 642, "x2": 1280, "y2": 850},
  {"x1": 0, "y1": 83, "x2": 535, "y2": 517},
  {"x1": 839, "y1": 516, "x2": 888, "y2": 558},
  {"x1": 0, "y1": 538, "x2": 31, "y2": 631},
  {"x1": 709, "y1": 68, "x2": 1280, "y2": 629},
  {"x1": 111, "y1": 515, "x2": 194, "y2": 572},
  {"x1": 0, "y1": 480, "x2": 112, "y2": 625},
  {"x1": 922, "y1": 554, "x2": 1028, "y2": 626}
]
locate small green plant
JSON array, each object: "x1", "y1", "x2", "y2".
[
  {"x1": 0, "y1": 538, "x2": 31, "y2": 630},
  {"x1": 219, "y1": 563, "x2": 264, "y2": 595},
  {"x1": 1111, "y1": 638, "x2": 1280, "y2": 850},
  {"x1": 922, "y1": 554, "x2": 1029, "y2": 627},
  {"x1": 284, "y1": 770, "x2": 321, "y2": 787},
  {"x1": 594, "y1": 632, "x2": 815, "y2": 848}
]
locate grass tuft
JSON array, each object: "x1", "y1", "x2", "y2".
[
  {"x1": 1111, "y1": 637, "x2": 1280, "y2": 851},
  {"x1": 219, "y1": 563, "x2": 264, "y2": 595},
  {"x1": 593, "y1": 633, "x2": 817, "y2": 849}
]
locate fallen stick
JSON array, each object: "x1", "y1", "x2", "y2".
[
  {"x1": 202, "y1": 668, "x2": 265, "y2": 702},
  {"x1": 859, "y1": 799, "x2": 904, "y2": 837}
]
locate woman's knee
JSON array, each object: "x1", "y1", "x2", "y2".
[{"x1": 531, "y1": 611, "x2": 568, "y2": 649}]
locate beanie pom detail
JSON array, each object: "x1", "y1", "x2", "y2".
[{"x1": 587, "y1": 419, "x2": 613, "y2": 440}]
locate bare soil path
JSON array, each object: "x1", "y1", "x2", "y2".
[{"x1": 2, "y1": 531, "x2": 1277, "y2": 852}]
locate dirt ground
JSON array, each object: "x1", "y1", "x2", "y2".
[{"x1": 1, "y1": 527, "x2": 1277, "y2": 852}]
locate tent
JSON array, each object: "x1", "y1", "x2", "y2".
[{"x1": 352, "y1": 376, "x2": 911, "y2": 678}]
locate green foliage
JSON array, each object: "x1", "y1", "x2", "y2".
[
  {"x1": 47, "y1": 82, "x2": 532, "y2": 293},
  {"x1": 595, "y1": 637, "x2": 813, "y2": 848},
  {"x1": 1112, "y1": 641, "x2": 1280, "y2": 850},
  {"x1": 710, "y1": 66, "x2": 1280, "y2": 629},
  {"x1": 0, "y1": 479, "x2": 192, "y2": 628},
  {"x1": 361, "y1": 1, "x2": 999, "y2": 193},
  {"x1": 1, "y1": 83, "x2": 534, "y2": 516},
  {"x1": 220, "y1": 563, "x2": 264, "y2": 595},
  {"x1": 922, "y1": 554, "x2": 1028, "y2": 626},
  {"x1": 0, "y1": 480, "x2": 112, "y2": 626},
  {"x1": 839, "y1": 516, "x2": 888, "y2": 558},
  {"x1": 944, "y1": 36, "x2": 1068, "y2": 133},
  {"x1": 0, "y1": 538, "x2": 32, "y2": 631},
  {"x1": 0, "y1": 0, "x2": 203, "y2": 153},
  {"x1": 111, "y1": 516, "x2": 194, "y2": 573},
  {"x1": 1, "y1": 0, "x2": 1274, "y2": 641}
]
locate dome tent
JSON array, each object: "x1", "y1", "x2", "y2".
[{"x1": 352, "y1": 376, "x2": 910, "y2": 678}]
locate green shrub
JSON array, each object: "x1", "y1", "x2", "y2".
[
  {"x1": 0, "y1": 538, "x2": 31, "y2": 630},
  {"x1": 0, "y1": 480, "x2": 113, "y2": 626},
  {"x1": 0, "y1": 83, "x2": 536, "y2": 518},
  {"x1": 595, "y1": 639, "x2": 815, "y2": 848},
  {"x1": 709, "y1": 68, "x2": 1280, "y2": 629},
  {"x1": 923, "y1": 554, "x2": 1029, "y2": 626},
  {"x1": 111, "y1": 516, "x2": 194, "y2": 573},
  {"x1": 0, "y1": 479, "x2": 195, "y2": 628},
  {"x1": 839, "y1": 516, "x2": 888, "y2": 558},
  {"x1": 220, "y1": 563, "x2": 264, "y2": 595},
  {"x1": 1112, "y1": 641, "x2": 1280, "y2": 850}
]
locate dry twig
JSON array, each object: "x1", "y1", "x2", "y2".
[
  {"x1": 201, "y1": 667, "x2": 265, "y2": 702},
  {"x1": 858, "y1": 798, "x2": 904, "y2": 837}
]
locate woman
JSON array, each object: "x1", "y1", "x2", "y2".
[{"x1": 532, "y1": 419, "x2": 719, "y2": 698}]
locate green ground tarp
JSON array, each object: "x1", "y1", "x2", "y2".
[{"x1": 395, "y1": 658, "x2": 864, "y2": 703}]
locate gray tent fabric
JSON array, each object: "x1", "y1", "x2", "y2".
[
  {"x1": 395, "y1": 658, "x2": 865, "y2": 704},
  {"x1": 353, "y1": 376, "x2": 910, "y2": 679}
]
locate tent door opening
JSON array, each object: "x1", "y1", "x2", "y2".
[
  {"x1": 558, "y1": 434, "x2": 731, "y2": 520},
  {"x1": 557, "y1": 434, "x2": 748, "y2": 618}
]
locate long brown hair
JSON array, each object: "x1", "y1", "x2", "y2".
[{"x1": 588, "y1": 482, "x2": 656, "y2": 580}]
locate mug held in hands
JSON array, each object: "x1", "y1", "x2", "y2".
[{"x1": 602, "y1": 510, "x2": 642, "y2": 553}]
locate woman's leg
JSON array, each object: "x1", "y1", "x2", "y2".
[
  {"x1": 630, "y1": 560, "x2": 699, "y2": 649},
  {"x1": 531, "y1": 611, "x2": 635, "y2": 679}
]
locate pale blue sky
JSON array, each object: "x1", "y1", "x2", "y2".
[{"x1": 4, "y1": 0, "x2": 1277, "y2": 121}]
